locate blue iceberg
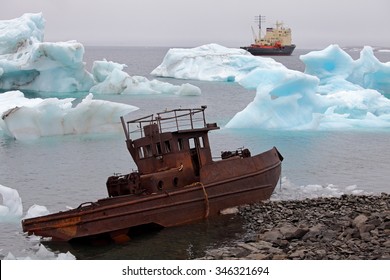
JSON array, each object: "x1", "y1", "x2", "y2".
[
  {"x1": 153, "y1": 44, "x2": 390, "y2": 130},
  {"x1": 0, "y1": 13, "x2": 94, "y2": 93},
  {"x1": 0, "y1": 13, "x2": 200, "y2": 95}
]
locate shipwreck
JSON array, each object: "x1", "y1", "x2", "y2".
[{"x1": 22, "y1": 106, "x2": 283, "y2": 242}]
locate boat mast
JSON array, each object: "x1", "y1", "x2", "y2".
[{"x1": 254, "y1": 15, "x2": 266, "y2": 42}]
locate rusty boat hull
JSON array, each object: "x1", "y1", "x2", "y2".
[
  {"x1": 22, "y1": 147, "x2": 282, "y2": 242},
  {"x1": 22, "y1": 106, "x2": 283, "y2": 242}
]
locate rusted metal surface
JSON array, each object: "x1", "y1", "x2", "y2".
[{"x1": 22, "y1": 106, "x2": 283, "y2": 242}]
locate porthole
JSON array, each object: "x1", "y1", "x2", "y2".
[{"x1": 157, "y1": 181, "x2": 163, "y2": 190}]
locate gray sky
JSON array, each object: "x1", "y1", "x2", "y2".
[{"x1": 2, "y1": 0, "x2": 390, "y2": 49}]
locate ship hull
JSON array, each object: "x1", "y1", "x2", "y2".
[
  {"x1": 22, "y1": 147, "x2": 283, "y2": 242},
  {"x1": 241, "y1": 44, "x2": 296, "y2": 56}
]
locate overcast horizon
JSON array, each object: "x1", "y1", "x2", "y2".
[{"x1": 2, "y1": 0, "x2": 390, "y2": 49}]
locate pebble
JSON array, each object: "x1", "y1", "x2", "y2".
[{"x1": 200, "y1": 193, "x2": 390, "y2": 260}]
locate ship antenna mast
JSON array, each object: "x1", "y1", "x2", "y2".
[{"x1": 254, "y1": 15, "x2": 266, "y2": 41}]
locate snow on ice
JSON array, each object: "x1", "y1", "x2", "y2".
[
  {"x1": 153, "y1": 44, "x2": 390, "y2": 130},
  {"x1": 0, "y1": 13, "x2": 200, "y2": 95},
  {"x1": 0, "y1": 91, "x2": 138, "y2": 140}
]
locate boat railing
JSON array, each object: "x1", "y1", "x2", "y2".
[{"x1": 121, "y1": 106, "x2": 208, "y2": 140}]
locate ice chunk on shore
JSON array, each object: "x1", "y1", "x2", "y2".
[
  {"x1": 0, "y1": 91, "x2": 138, "y2": 140},
  {"x1": 271, "y1": 177, "x2": 367, "y2": 201}
]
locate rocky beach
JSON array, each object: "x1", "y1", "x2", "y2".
[{"x1": 201, "y1": 193, "x2": 390, "y2": 260}]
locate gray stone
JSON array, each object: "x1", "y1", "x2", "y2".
[
  {"x1": 315, "y1": 249, "x2": 327, "y2": 258},
  {"x1": 290, "y1": 249, "x2": 306, "y2": 259},
  {"x1": 251, "y1": 240, "x2": 273, "y2": 250},
  {"x1": 272, "y1": 254, "x2": 288, "y2": 260},
  {"x1": 358, "y1": 223, "x2": 376, "y2": 234},
  {"x1": 260, "y1": 229, "x2": 283, "y2": 242},
  {"x1": 279, "y1": 224, "x2": 309, "y2": 240},
  {"x1": 353, "y1": 214, "x2": 368, "y2": 228},
  {"x1": 383, "y1": 240, "x2": 390, "y2": 247},
  {"x1": 237, "y1": 242, "x2": 258, "y2": 252},
  {"x1": 302, "y1": 224, "x2": 326, "y2": 241},
  {"x1": 246, "y1": 253, "x2": 269, "y2": 260}
]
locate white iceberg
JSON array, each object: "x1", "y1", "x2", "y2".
[
  {"x1": 151, "y1": 43, "x2": 285, "y2": 82},
  {"x1": 0, "y1": 13, "x2": 94, "y2": 93},
  {"x1": 0, "y1": 91, "x2": 138, "y2": 140},
  {"x1": 90, "y1": 59, "x2": 201, "y2": 95}
]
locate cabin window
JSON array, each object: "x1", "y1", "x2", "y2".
[
  {"x1": 178, "y1": 138, "x2": 184, "y2": 151},
  {"x1": 173, "y1": 177, "x2": 179, "y2": 187},
  {"x1": 199, "y1": 137, "x2": 205, "y2": 148},
  {"x1": 157, "y1": 180, "x2": 163, "y2": 190},
  {"x1": 138, "y1": 147, "x2": 145, "y2": 159},
  {"x1": 164, "y1": 140, "x2": 171, "y2": 153},
  {"x1": 144, "y1": 145, "x2": 152, "y2": 157},
  {"x1": 189, "y1": 138, "x2": 196, "y2": 149},
  {"x1": 156, "y1": 142, "x2": 162, "y2": 155}
]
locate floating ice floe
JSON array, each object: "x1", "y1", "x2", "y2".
[
  {"x1": 23, "y1": 204, "x2": 50, "y2": 220},
  {"x1": 4, "y1": 236, "x2": 75, "y2": 260},
  {"x1": 228, "y1": 45, "x2": 390, "y2": 130},
  {"x1": 0, "y1": 183, "x2": 74, "y2": 259},
  {"x1": 90, "y1": 59, "x2": 201, "y2": 95},
  {"x1": 0, "y1": 91, "x2": 138, "y2": 140},
  {"x1": 0, "y1": 13, "x2": 200, "y2": 95},
  {"x1": 4, "y1": 245, "x2": 76, "y2": 260},
  {"x1": 0, "y1": 184, "x2": 23, "y2": 222},
  {"x1": 153, "y1": 43, "x2": 390, "y2": 130},
  {"x1": 0, "y1": 13, "x2": 94, "y2": 92},
  {"x1": 0, "y1": 183, "x2": 50, "y2": 222},
  {"x1": 151, "y1": 43, "x2": 285, "y2": 82},
  {"x1": 301, "y1": 44, "x2": 390, "y2": 95}
]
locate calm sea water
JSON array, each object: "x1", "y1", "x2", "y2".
[{"x1": 1, "y1": 47, "x2": 389, "y2": 259}]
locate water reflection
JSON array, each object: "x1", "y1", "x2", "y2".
[{"x1": 44, "y1": 213, "x2": 245, "y2": 260}]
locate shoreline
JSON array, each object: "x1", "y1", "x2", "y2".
[{"x1": 200, "y1": 193, "x2": 390, "y2": 260}]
